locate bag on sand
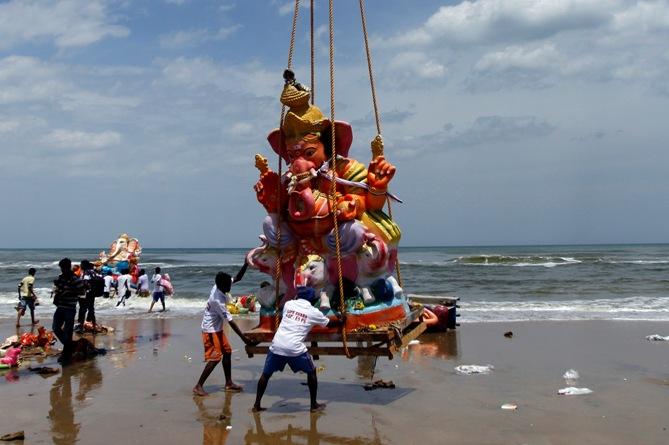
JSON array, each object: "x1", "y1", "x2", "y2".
[{"x1": 159, "y1": 274, "x2": 174, "y2": 296}]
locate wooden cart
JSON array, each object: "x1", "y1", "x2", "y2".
[{"x1": 244, "y1": 308, "x2": 426, "y2": 359}]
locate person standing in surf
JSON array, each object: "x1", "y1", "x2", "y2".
[{"x1": 16, "y1": 267, "x2": 38, "y2": 327}]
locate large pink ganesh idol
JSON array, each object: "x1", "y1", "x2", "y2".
[{"x1": 248, "y1": 71, "x2": 402, "y2": 310}]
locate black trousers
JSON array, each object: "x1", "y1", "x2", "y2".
[
  {"x1": 53, "y1": 307, "x2": 76, "y2": 357},
  {"x1": 77, "y1": 293, "x2": 96, "y2": 325}
]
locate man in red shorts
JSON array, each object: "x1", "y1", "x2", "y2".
[{"x1": 193, "y1": 265, "x2": 254, "y2": 396}]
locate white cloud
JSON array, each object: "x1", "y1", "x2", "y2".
[
  {"x1": 0, "y1": 55, "x2": 140, "y2": 112},
  {"x1": 42, "y1": 129, "x2": 122, "y2": 149},
  {"x1": 0, "y1": 0, "x2": 129, "y2": 50},
  {"x1": 612, "y1": 0, "x2": 669, "y2": 33},
  {"x1": 229, "y1": 122, "x2": 254, "y2": 136},
  {"x1": 0, "y1": 120, "x2": 20, "y2": 133},
  {"x1": 389, "y1": 52, "x2": 446, "y2": 79},
  {"x1": 384, "y1": 0, "x2": 616, "y2": 47},
  {"x1": 0, "y1": 115, "x2": 46, "y2": 134},
  {"x1": 475, "y1": 43, "x2": 562, "y2": 72},
  {"x1": 156, "y1": 56, "x2": 277, "y2": 97},
  {"x1": 159, "y1": 26, "x2": 241, "y2": 49}
]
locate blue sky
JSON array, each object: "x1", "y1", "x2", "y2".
[{"x1": 1, "y1": 0, "x2": 668, "y2": 248}]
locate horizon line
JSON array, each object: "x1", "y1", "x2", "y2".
[{"x1": 1, "y1": 241, "x2": 668, "y2": 250}]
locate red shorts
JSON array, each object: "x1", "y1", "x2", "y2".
[{"x1": 202, "y1": 331, "x2": 232, "y2": 361}]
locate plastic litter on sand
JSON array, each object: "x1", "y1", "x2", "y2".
[
  {"x1": 407, "y1": 340, "x2": 420, "y2": 346},
  {"x1": 563, "y1": 369, "x2": 580, "y2": 380},
  {"x1": 645, "y1": 334, "x2": 669, "y2": 341},
  {"x1": 455, "y1": 364, "x2": 494, "y2": 375},
  {"x1": 501, "y1": 403, "x2": 517, "y2": 410},
  {"x1": 558, "y1": 387, "x2": 593, "y2": 395}
]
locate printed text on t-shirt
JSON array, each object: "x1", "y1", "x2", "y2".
[{"x1": 284, "y1": 309, "x2": 307, "y2": 324}]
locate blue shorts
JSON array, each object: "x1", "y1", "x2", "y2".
[
  {"x1": 262, "y1": 351, "x2": 316, "y2": 376},
  {"x1": 152, "y1": 291, "x2": 164, "y2": 302}
]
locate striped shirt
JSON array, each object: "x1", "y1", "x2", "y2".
[{"x1": 53, "y1": 274, "x2": 86, "y2": 309}]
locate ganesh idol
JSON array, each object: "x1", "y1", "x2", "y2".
[
  {"x1": 247, "y1": 70, "x2": 403, "y2": 313},
  {"x1": 98, "y1": 233, "x2": 142, "y2": 269}
]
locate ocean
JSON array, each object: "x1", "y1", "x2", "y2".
[{"x1": 1, "y1": 244, "x2": 668, "y2": 322}]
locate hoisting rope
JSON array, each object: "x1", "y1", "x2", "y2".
[
  {"x1": 358, "y1": 0, "x2": 381, "y2": 136},
  {"x1": 358, "y1": 0, "x2": 403, "y2": 288},
  {"x1": 274, "y1": 0, "x2": 301, "y2": 329},
  {"x1": 310, "y1": 0, "x2": 315, "y2": 103},
  {"x1": 327, "y1": 0, "x2": 351, "y2": 358}
]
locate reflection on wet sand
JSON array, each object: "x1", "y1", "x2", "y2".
[
  {"x1": 49, "y1": 360, "x2": 103, "y2": 445},
  {"x1": 107, "y1": 319, "x2": 172, "y2": 368},
  {"x1": 246, "y1": 412, "x2": 383, "y2": 445},
  {"x1": 193, "y1": 392, "x2": 233, "y2": 445},
  {"x1": 401, "y1": 331, "x2": 459, "y2": 363}
]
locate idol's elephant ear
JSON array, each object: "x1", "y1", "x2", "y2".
[{"x1": 128, "y1": 238, "x2": 141, "y2": 254}]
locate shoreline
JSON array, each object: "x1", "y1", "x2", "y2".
[{"x1": 2, "y1": 318, "x2": 668, "y2": 444}]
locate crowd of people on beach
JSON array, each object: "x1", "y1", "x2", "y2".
[
  {"x1": 13, "y1": 256, "x2": 339, "y2": 412},
  {"x1": 17, "y1": 260, "x2": 167, "y2": 364}
]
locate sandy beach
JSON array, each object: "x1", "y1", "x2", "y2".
[{"x1": 1, "y1": 317, "x2": 667, "y2": 444}]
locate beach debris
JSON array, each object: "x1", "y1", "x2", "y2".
[
  {"x1": 0, "y1": 431, "x2": 24, "y2": 441},
  {"x1": 500, "y1": 403, "x2": 517, "y2": 410},
  {"x1": 407, "y1": 339, "x2": 420, "y2": 346},
  {"x1": 563, "y1": 369, "x2": 580, "y2": 380},
  {"x1": 558, "y1": 387, "x2": 592, "y2": 396},
  {"x1": 363, "y1": 379, "x2": 395, "y2": 391},
  {"x1": 504, "y1": 331, "x2": 513, "y2": 338},
  {"x1": 455, "y1": 364, "x2": 494, "y2": 375},
  {"x1": 29, "y1": 366, "x2": 60, "y2": 376},
  {"x1": 1, "y1": 336, "x2": 19, "y2": 350},
  {"x1": 225, "y1": 426, "x2": 232, "y2": 431},
  {"x1": 645, "y1": 334, "x2": 669, "y2": 342}
]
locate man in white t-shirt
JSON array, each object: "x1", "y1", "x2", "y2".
[
  {"x1": 193, "y1": 263, "x2": 254, "y2": 396},
  {"x1": 103, "y1": 271, "x2": 114, "y2": 298},
  {"x1": 149, "y1": 267, "x2": 165, "y2": 313},
  {"x1": 252, "y1": 286, "x2": 342, "y2": 413},
  {"x1": 115, "y1": 269, "x2": 131, "y2": 307},
  {"x1": 135, "y1": 269, "x2": 150, "y2": 297}
]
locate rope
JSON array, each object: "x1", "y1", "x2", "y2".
[
  {"x1": 359, "y1": 0, "x2": 403, "y2": 288},
  {"x1": 358, "y1": 0, "x2": 381, "y2": 136},
  {"x1": 310, "y1": 0, "x2": 315, "y2": 104},
  {"x1": 327, "y1": 0, "x2": 351, "y2": 358},
  {"x1": 274, "y1": 0, "x2": 301, "y2": 330},
  {"x1": 385, "y1": 198, "x2": 403, "y2": 287}
]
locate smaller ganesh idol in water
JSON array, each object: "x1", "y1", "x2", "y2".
[
  {"x1": 247, "y1": 70, "x2": 406, "y2": 329},
  {"x1": 98, "y1": 233, "x2": 142, "y2": 273}
]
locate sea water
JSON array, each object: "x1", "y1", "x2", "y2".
[{"x1": 0, "y1": 244, "x2": 668, "y2": 322}]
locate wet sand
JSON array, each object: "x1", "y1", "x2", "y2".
[{"x1": 2, "y1": 317, "x2": 668, "y2": 444}]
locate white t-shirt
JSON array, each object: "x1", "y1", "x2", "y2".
[
  {"x1": 117, "y1": 274, "x2": 131, "y2": 296},
  {"x1": 201, "y1": 285, "x2": 233, "y2": 333},
  {"x1": 152, "y1": 274, "x2": 163, "y2": 292},
  {"x1": 138, "y1": 275, "x2": 149, "y2": 292},
  {"x1": 103, "y1": 275, "x2": 113, "y2": 293},
  {"x1": 269, "y1": 298, "x2": 330, "y2": 357}
]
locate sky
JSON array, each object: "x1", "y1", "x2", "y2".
[{"x1": 1, "y1": 0, "x2": 668, "y2": 248}]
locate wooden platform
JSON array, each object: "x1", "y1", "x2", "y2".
[
  {"x1": 244, "y1": 308, "x2": 427, "y2": 359},
  {"x1": 408, "y1": 294, "x2": 459, "y2": 307}
]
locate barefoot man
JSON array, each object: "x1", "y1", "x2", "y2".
[
  {"x1": 17, "y1": 268, "x2": 38, "y2": 327},
  {"x1": 193, "y1": 264, "x2": 253, "y2": 396},
  {"x1": 252, "y1": 286, "x2": 342, "y2": 413}
]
